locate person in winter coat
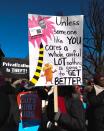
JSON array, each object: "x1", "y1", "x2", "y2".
[
  {"x1": 39, "y1": 86, "x2": 87, "y2": 131},
  {"x1": 86, "y1": 73, "x2": 104, "y2": 131},
  {"x1": 0, "y1": 76, "x2": 19, "y2": 131}
]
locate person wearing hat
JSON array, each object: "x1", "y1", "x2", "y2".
[{"x1": 86, "y1": 73, "x2": 104, "y2": 131}]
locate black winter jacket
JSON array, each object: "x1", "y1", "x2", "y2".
[
  {"x1": 39, "y1": 94, "x2": 86, "y2": 131},
  {"x1": 87, "y1": 87, "x2": 104, "y2": 131}
]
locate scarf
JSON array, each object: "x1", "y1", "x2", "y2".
[{"x1": 94, "y1": 84, "x2": 104, "y2": 95}]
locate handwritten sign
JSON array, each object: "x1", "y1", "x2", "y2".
[{"x1": 28, "y1": 14, "x2": 83, "y2": 86}]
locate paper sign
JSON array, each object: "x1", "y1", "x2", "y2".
[
  {"x1": 28, "y1": 14, "x2": 83, "y2": 86},
  {"x1": 29, "y1": 26, "x2": 42, "y2": 36}
]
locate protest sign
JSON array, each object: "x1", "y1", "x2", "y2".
[
  {"x1": 17, "y1": 91, "x2": 41, "y2": 121},
  {"x1": 0, "y1": 58, "x2": 29, "y2": 79},
  {"x1": 28, "y1": 14, "x2": 83, "y2": 86}
]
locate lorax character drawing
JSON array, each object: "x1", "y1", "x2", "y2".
[{"x1": 42, "y1": 63, "x2": 56, "y2": 84}]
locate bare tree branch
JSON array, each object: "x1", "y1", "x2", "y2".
[{"x1": 82, "y1": 0, "x2": 104, "y2": 78}]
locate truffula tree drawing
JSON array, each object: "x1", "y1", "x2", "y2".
[{"x1": 28, "y1": 15, "x2": 55, "y2": 86}]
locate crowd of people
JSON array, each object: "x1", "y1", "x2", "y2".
[{"x1": 0, "y1": 73, "x2": 104, "y2": 131}]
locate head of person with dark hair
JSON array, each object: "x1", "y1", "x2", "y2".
[
  {"x1": 94, "y1": 73, "x2": 104, "y2": 87},
  {"x1": 74, "y1": 85, "x2": 81, "y2": 94},
  {"x1": 37, "y1": 86, "x2": 49, "y2": 100},
  {"x1": 58, "y1": 85, "x2": 73, "y2": 97}
]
